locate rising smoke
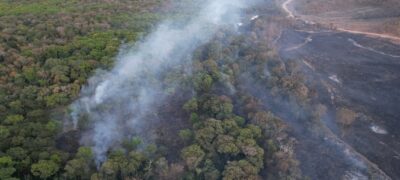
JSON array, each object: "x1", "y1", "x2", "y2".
[{"x1": 69, "y1": 0, "x2": 256, "y2": 165}]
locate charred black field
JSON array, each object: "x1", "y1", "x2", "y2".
[
  {"x1": 0, "y1": 0, "x2": 399, "y2": 179},
  {"x1": 278, "y1": 28, "x2": 400, "y2": 179}
]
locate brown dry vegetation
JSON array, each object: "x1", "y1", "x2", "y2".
[
  {"x1": 336, "y1": 107, "x2": 358, "y2": 127},
  {"x1": 294, "y1": 0, "x2": 400, "y2": 37}
]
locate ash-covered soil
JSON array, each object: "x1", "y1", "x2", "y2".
[{"x1": 277, "y1": 27, "x2": 400, "y2": 179}]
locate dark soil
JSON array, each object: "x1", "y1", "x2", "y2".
[{"x1": 277, "y1": 28, "x2": 400, "y2": 179}]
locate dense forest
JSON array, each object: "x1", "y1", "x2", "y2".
[
  {"x1": 0, "y1": 0, "x2": 332, "y2": 179},
  {"x1": 0, "y1": 1, "x2": 164, "y2": 179}
]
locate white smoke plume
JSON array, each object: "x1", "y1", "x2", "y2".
[{"x1": 70, "y1": 0, "x2": 255, "y2": 165}]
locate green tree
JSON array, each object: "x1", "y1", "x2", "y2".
[
  {"x1": 64, "y1": 159, "x2": 89, "y2": 179},
  {"x1": 122, "y1": 136, "x2": 142, "y2": 151},
  {"x1": 0, "y1": 156, "x2": 16, "y2": 179},
  {"x1": 31, "y1": 160, "x2": 60, "y2": 179},
  {"x1": 6, "y1": 147, "x2": 27, "y2": 161},
  {"x1": 98, "y1": 150, "x2": 148, "y2": 179},
  {"x1": 0, "y1": 126, "x2": 10, "y2": 140},
  {"x1": 216, "y1": 135, "x2": 240, "y2": 155},
  {"x1": 181, "y1": 144, "x2": 205, "y2": 170},
  {"x1": 4, "y1": 114, "x2": 24, "y2": 125},
  {"x1": 22, "y1": 67, "x2": 37, "y2": 83},
  {"x1": 195, "y1": 119, "x2": 223, "y2": 150},
  {"x1": 203, "y1": 59, "x2": 220, "y2": 79},
  {"x1": 201, "y1": 96, "x2": 233, "y2": 118},
  {"x1": 183, "y1": 98, "x2": 198, "y2": 112},
  {"x1": 64, "y1": 147, "x2": 93, "y2": 179},
  {"x1": 202, "y1": 159, "x2": 220, "y2": 180},
  {"x1": 179, "y1": 129, "x2": 193, "y2": 142},
  {"x1": 8, "y1": 100, "x2": 23, "y2": 114},
  {"x1": 45, "y1": 93, "x2": 69, "y2": 107},
  {"x1": 194, "y1": 73, "x2": 213, "y2": 92},
  {"x1": 76, "y1": 147, "x2": 93, "y2": 161},
  {"x1": 222, "y1": 160, "x2": 259, "y2": 180}
]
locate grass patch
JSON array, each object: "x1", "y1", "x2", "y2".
[{"x1": 0, "y1": 0, "x2": 123, "y2": 16}]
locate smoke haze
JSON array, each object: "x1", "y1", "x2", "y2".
[{"x1": 70, "y1": 0, "x2": 255, "y2": 165}]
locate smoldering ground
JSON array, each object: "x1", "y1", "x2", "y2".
[
  {"x1": 68, "y1": 0, "x2": 259, "y2": 165},
  {"x1": 208, "y1": 8, "x2": 392, "y2": 178},
  {"x1": 275, "y1": 24, "x2": 396, "y2": 179}
]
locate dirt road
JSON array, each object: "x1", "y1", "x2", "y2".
[{"x1": 281, "y1": 0, "x2": 400, "y2": 43}]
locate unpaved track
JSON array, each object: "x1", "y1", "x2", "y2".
[
  {"x1": 348, "y1": 38, "x2": 400, "y2": 58},
  {"x1": 281, "y1": 0, "x2": 400, "y2": 43},
  {"x1": 339, "y1": 28, "x2": 400, "y2": 43},
  {"x1": 282, "y1": 0, "x2": 295, "y2": 18},
  {"x1": 285, "y1": 35, "x2": 312, "y2": 51}
]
